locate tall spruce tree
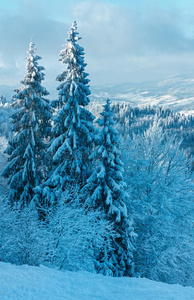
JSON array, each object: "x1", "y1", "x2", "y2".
[
  {"x1": 2, "y1": 42, "x2": 52, "y2": 207},
  {"x1": 83, "y1": 99, "x2": 136, "y2": 277},
  {"x1": 51, "y1": 20, "x2": 95, "y2": 182},
  {"x1": 34, "y1": 21, "x2": 95, "y2": 211}
]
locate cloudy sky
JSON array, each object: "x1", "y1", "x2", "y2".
[{"x1": 1, "y1": 0, "x2": 194, "y2": 93}]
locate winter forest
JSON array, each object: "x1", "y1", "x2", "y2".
[{"x1": 0, "y1": 20, "x2": 194, "y2": 289}]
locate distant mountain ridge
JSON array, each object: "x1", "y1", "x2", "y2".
[{"x1": 90, "y1": 75, "x2": 194, "y2": 115}]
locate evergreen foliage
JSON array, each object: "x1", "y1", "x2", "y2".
[
  {"x1": 89, "y1": 101, "x2": 194, "y2": 163},
  {"x1": 83, "y1": 99, "x2": 136, "y2": 277},
  {"x1": 51, "y1": 20, "x2": 95, "y2": 182},
  {"x1": 35, "y1": 21, "x2": 96, "y2": 212},
  {"x1": 2, "y1": 42, "x2": 52, "y2": 206}
]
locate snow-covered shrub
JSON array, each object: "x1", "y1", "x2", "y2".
[
  {"x1": 46, "y1": 185, "x2": 116, "y2": 273},
  {"x1": 0, "y1": 199, "x2": 50, "y2": 266},
  {"x1": 123, "y1": 118, "x2": 194, "y2": 286}
]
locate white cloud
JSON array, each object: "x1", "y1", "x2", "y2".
[
  {"x1": 1, "y1": 0, "x2": 194, "y2": 89},
  {"x1": 71, "y1": 1, "x2": 194, "y2": 85}
]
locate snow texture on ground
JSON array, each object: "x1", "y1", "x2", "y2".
[{"x1": 0, "y1": 262, "x2": 194, "y2": 300}]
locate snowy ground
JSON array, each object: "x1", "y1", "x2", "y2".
[{"x1": 0, "y1": 262, "x2": 194, "y2": 300}]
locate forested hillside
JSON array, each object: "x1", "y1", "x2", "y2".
[{"x1": 0, "y1": 21, "x2": 193, "y2": 291}]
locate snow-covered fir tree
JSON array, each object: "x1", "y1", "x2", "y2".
[
  {"x1": 2, "y1": 42, "x2": 52, "y2": 207},
  {"x1": 51, "y1": 20, "x2": 95, "y2": 182},
  {"x1": 83, "y1": 99, "x2": 136, "y2": 277},
  {"x1": 35, "y1": 20, "x2": 95, "y2": 211}
]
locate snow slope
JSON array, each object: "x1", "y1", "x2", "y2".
[{"x1": 0, "y1": 262, "x2": 193, "y2": 300}]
